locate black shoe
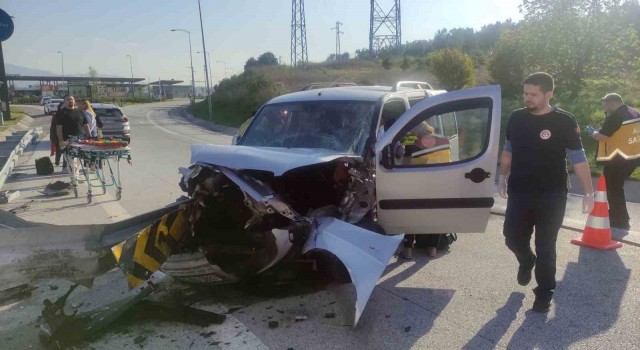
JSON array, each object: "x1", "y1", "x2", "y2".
[
  {"x1": 517, "y1": 255, "x2": 536, "y2": 286},
  {"x1": 532, "y1": 299, "x2": 551, "y2": 313}
]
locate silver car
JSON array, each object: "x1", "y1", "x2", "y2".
[{"x1": 92, "y1": 103, "x2": 131, "y2": 141}]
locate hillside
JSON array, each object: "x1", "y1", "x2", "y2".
[{"x1": 188, "y1": 57, "x2": 489, "y2": 128}]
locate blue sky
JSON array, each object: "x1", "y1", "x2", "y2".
[{"x1": 2, "y1": 0, "x2": 522, "y2": 86}]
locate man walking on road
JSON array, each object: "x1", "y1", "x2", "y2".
[
  {"x1": 55, "y1": 96, "x2": 90, "y2": 174},
  {"x1": 498, "y1": 72, "x2": 594, "y2": 313},
  {"x1": 587, "y1": 93, "x2": 640, "y2": 230}
]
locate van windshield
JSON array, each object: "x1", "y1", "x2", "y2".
[{"x1": 240, "y1": 100, "x2": 377, "y2": 155}]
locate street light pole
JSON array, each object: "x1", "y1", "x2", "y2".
[
  {"x1": 126, "y1": 54, "x2": 134, "y2": 96},
  {"x1": 216, "y1": 60, "x2": 228, "y2": 78},
  {"x1": 56, "y1": 50, "x2": 64, "y2": 80},
  {"x1": 197, "y1": 0, "x2": 213, "y2": 120},
  {"x1": 170, "y1": 29, "x2": 196, "y2": 105},
  {"x1": 197, "y1": 51, "x2": 213, "y2": 97}
]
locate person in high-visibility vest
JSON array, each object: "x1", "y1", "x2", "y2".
[{"x1": 587, "y1": 93, "x2": 640, "y2": 230}]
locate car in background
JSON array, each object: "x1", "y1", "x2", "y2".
[
  {"x1": 40, "y1": 96, "x2": 52, "y2": 106},
  {"x1": 92, "y1": 103, "x2": 130, "y2": 142},
  {"x1": 44, "y1": 99, "x2": 64, "y2": 115}
]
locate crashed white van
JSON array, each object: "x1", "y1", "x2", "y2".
[
  {"x1": 0, "y1": 82, "x2": 501, "y2": 328},
  {"x1": 163, "y1": 82, "x2": 502, "y2": 323}
]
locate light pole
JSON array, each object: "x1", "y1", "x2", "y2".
[
  {"x1": 197, "y1": 0, "x2": 213, "y2": 120},
  {"x1": 56, "y1": 51, "x2": 64, "y2": 79},
  {"x1": 216, "y1": 60, "x2": 228, "y2": 78},
  {"x1": 170, "y1": 29, "x2": 196, "y2": 105},
  {"x1": 126, "y1": 54, "x2": 134, "y2": 96},
  {"x1": 197, "y1": 51, "x2": 212, "y2": 98}
]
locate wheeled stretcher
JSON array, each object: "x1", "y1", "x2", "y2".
[{"x1": 62, "y1": 137, "x2": 131, "y2": 203}]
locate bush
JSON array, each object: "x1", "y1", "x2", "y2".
[
  {"x1": 382, "y1": 57, "x2": 392, "y2": 70},
  {"x1": 427, "y1": 48, "x2": 475, "y2": 90}
]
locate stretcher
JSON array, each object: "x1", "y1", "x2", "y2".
[{"x1": 62, "y1": 137, "x2": 131, "y2": 203}]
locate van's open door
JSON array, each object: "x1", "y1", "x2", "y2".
[{"x1": 375, "y1": 85, "x2": 501, "y2": 234}]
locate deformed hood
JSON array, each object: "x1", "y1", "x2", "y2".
[{"x1": 191, "y1": 144, "x2": 357, "y2": 176}]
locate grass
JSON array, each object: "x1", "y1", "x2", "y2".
[{"x1": 0, "y1": 107, "x2": 27, "y2": 133}]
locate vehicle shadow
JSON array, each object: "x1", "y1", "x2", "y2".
[{"x1": 507, "y1": 248, "x2": 630, "y2": 349}]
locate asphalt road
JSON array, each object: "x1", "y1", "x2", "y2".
[{"x1": 1, "y1": 101, "x2": 639, "y2": 349}]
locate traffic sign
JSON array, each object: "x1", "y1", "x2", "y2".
[{"x1": 0, "y1": 9, "x2": 15, "y2": 42}]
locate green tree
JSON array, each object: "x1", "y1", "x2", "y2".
[
  {"x1": 381, "y1": 57, "x2": 392, "y2": 70},
  {"x1": 401, "y1": 56, "x2": 411, "y2": 71},
  {"x1": 257, "y1": 52, "x2": 278, "y2": 66},
  {"x1": 427, "y1": 48, "x2": 475, "y2": 90},
  {"x1": 489, "y1": 30, "x2": 526, "y2": 97}
]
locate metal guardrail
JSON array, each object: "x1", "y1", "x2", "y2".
[{"x1": 0, "y1": 128, "x2": 38, "y2": 190}]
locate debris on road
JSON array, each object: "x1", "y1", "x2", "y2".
[
  {"x1": 9, "y1": 200, "x2": 33, "y2": 214},
  {"x1": 41, "y1": 181, "x2": 72, "y2": 196},
  {"x1": 0, "y1": 190, "x2": 20, "y2": 203},
  {"x1": 268, "y1": 321, "x2": 279, "y2": 329},
  {"x1": 324, "y1": 312, "x2": 336, "y2": 319},
  {"x1": 0, "y1": 283, "x2": 36, "y2": 306}
]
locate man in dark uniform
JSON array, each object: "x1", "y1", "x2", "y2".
[
  {"x1": 587, "y1": 93, "x2": 640, "y2": 230},
  {"x1": 55, "y1": 95, "x2": 90, "y2": 174},
  {"x1": 498, "y1": 72, "x2": 594, "y2": 313}
]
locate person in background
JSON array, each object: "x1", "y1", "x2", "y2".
[
  {"x1": 587, "y1": 93, "x2": 640, "y2": 230},
  {"x1": 55, "y1": 96, "x2": 90, "y2": 175}
]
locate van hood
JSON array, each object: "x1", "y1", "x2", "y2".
[{"x1": 191, "y1": 144, "x2": 358, "y2": 176}]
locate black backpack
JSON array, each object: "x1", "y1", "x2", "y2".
[{"x1": 35, "y1": 157, "x2": 54, "y2": 175}]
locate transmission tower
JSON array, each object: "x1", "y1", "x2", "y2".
[
  {"x1": 331, "y1": 21, "x2": 344, "y2": 61},
  {"x1": 369, "y1": 0, "x2": 401, "y2": 57},
  {"x1": 291, "y1": 0, "x2": 308, "y2": 67}
]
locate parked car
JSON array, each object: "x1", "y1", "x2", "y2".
[
  {"x1": 44, "y1": 99, "x2": 64, "y2": 114},
  {"x1": 39, "y1": 96, "x2": 52, "y2": 106},
  {"x1": 92, "y1": 103, "x2": 130, "y2": 141}
]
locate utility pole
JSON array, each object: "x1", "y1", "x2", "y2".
[
  {"x1": 197, "y1": 0, "x2": 213, "y2": 120},
  {"x1": 369, "y1": 0, "x2": 401, "y2": 57},
  {"x1": 290, "y1": 0, "x2": 308, "y2": 67},
  {"x1": 198, "y1": 51, "x2": 213, "y2": 94},
  {"x1": 331, "y1": 21, "x2": 344, "y2": 61},
  {"x1": 126, "y1": 54, "x2": 133, "y2": 96},
  {"x1": 170, "y1": 29, "x2": 196, "y2": 105},
  {"x1": 57, "y1": 51, "x2": 64, "y2": 79}
]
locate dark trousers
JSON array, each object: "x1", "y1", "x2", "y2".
[
  {"x1": 503, "y1": 190, "x2": 567, "y2": 302},
  {"x1": 603, "y1": 159, "x2": 638, "y2": 228}
]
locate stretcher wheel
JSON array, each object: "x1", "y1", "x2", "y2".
[
  {"x1": 116, "y1": 190, "x2": 122, "y2": 201},
  {"x1": 102, "y1": 184, "x2": 106, "y2": 195},
  {"x1": 87, "y1": 194, "x2": 92, "y2": 204},
  {"x1": 73, "y1": 188, "x2": 78, "y2": 198}
]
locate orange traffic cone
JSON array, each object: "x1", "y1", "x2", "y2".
[{"x1": 571, "y1": 175, "x2": 622, "y2": 250}]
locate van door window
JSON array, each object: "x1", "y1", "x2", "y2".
[{"x1": 380, "y1": 100, "x2": 407, "y2": 131}]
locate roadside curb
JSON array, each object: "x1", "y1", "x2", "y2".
[{"x1": 178, "y1": 107, "x2": 239, "y2": 137}]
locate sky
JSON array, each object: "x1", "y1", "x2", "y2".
[{"x1": 1, "y1": 0, "x2": 523, "y2": 86}]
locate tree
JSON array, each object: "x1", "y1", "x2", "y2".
[
  {"x1": 427, "y1": 48, "x2": 475, "y2": 90},
  {"x1": 401, "y1": 56, "x2": 411, "y2": 71},
  {"x1": 244, "y1": 57, "x2": 259, "y2": 70},
  {"x1": 257, "y1": 52, "x2": 278, "y2": 66},
  {"x1": 88, "y1": 66, "x2": 98, "y2": 85},
  {"x1": 489, "y1": 30, "x2": 526, "y2": 97},
  {"x1": 381, "y1": 57, "x2": 392, "y2": 70}
]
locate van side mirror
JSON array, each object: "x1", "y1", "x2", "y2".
[{"x1": 380, "y1": 144, "x2": 394, "y2": 169}]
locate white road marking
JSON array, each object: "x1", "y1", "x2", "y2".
[
  {"x1": 146, "y1": 110, "x2": 180, "y2": 136},
  {"x1": 0, "y1": 223, "x2": 15, "y2": 229}
]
